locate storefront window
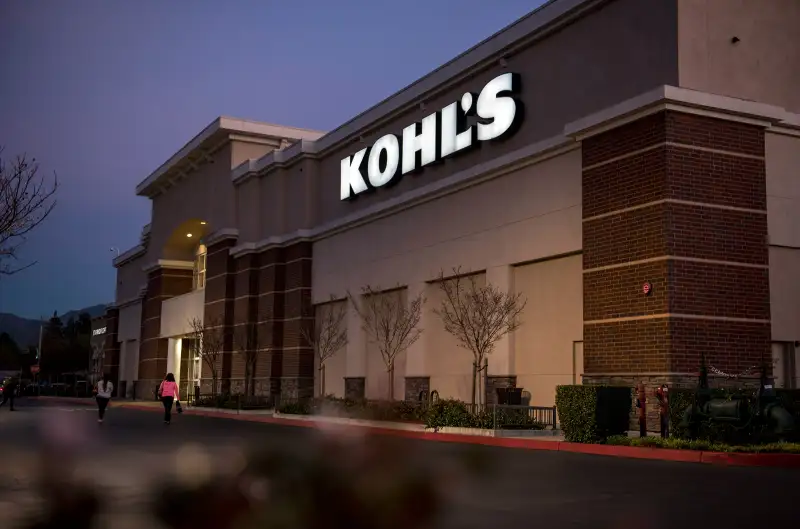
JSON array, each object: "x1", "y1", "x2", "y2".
[{"x1": 194, "y1": 244, "x2": 207, "y2": 290}]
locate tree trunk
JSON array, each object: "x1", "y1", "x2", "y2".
[
  {"x1": 319, "y1": 363, "x2": 326, "y2": 397},
  {"x1": 389, "y1": 365, "x2": 395, "y2": 400},
  {"x1": 471, "y1": 362, "x2": 477, "y2": 407}
]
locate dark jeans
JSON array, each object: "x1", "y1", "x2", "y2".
[
  {"x1": 96, "y1": 396, "x2": 110, "y2": 419},
  {"x1": 0, "y1": 392, "x2": 14, "y2": 410},
  {"x1": 162, "y1": 396, "x2": 174, "y2": 422},
  {"x1": 660, "y1": 413, "x2": 669, "y2": 438}
]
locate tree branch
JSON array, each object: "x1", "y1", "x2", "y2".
[{"x1": 0, "y1": 148, "x2": 58, "y2": 276}]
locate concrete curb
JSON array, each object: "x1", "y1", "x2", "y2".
[{"x1": 30, "y1": 397, "x2": 800, "y2": 468}]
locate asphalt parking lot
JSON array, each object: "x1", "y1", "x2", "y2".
[{"x1": 1, "y1": 398, "x2": 798, "y2": 528}]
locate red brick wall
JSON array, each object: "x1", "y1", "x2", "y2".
[
  {"x1": 582, "y1": 110, "x2": 770, "y2": 379},
  {"x1": 203, "y1": 238, "x2": 237, "y2": 393},
  {"x1": 138, "y1": 267, "x2": 192, "y2": 388}
]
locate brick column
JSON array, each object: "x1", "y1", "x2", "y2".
[
  {"x1": 232, "y1": 251, "x2": 261, "y2": 395},
  {"x1": 102, "y1": 308, "x2": 120, "y2": 386},
  {"x1": 257, "y1": 247, "x2": 285, "y2": 399},
  {"x1": 203, "y1": 236, "x2": 237, "y2": 394},
  {"x1": 281, "y1": 241, "x2": 314, "y2": 399},
  {"x1": 581, "y1": 111, "x2": 770, "y2": 407},
  {"x1": 138, "y1": 264, "x2": 193, "y2": 397}
]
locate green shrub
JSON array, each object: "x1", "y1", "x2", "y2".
[
  {"x1": 423, "y1": 399, "x2": 545, "y2": 430},
  {"x1": 555, "y1": 385, "x2": 632, "y2": 443},
  {"x1": 605, "y1": 434, "x2": 800, "y2": 454},
  {"x1": 425, "y1": 399, "x2": 474, "y2": 429},
  {"x1": 277, "y1": 400, "x2": 311, "y2": 415}
]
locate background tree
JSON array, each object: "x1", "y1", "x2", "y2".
[
  {"x1": 0, "y1": 331, "x2": 21, "y2": 370},
  {"x1": 434, "y1": 268, "x2": 527, "y2": 407},
  {"x1": 233, "y1": 321, "x2": 260, "y2": 398},
  {"x1": 0, "y1": 148, "x2": 58, "y2": 276},
  {"x1": 186, "y1": 317, "x2": 225, "y2": 397},
  {"x1": 348, "y1": 285, "x2": 424, "y2": 400},
  {"x1": 301, "y1": 296, "x2": 348, "y2": 397}
]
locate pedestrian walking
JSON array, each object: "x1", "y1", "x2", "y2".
[
  {"x1": 94, "y1": 374, "x2": 114, "y2": 423},
  {"x1": 0, "y1": 377, "x2": 18, "y2": 411},
  {"x1": 158, "y1": 373, "x2": 180, "y2": 425}
]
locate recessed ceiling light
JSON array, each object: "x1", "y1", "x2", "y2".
[
  {"x1": 186, "y1": 233, "x2": 193, "y2": 238},
  {"x1": 200, "y1": 221, "x2": 206, "y2": 225}
]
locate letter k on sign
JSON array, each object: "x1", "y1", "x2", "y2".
[{"x1": 340, "y1": 148, "x2": 369, "y2": 200}]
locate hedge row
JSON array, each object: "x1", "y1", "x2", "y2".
[
  {"x1": 278, "y1": 397, "x2": 546, "y2": 430},
  {"x1": 606, "y1": 435, "x2": 800, "y2": 453},
  {"x1": 555, "y1": 385, "x2": 632, "y2": 443}
]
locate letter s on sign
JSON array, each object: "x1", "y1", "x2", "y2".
[{"x1": 476, "y1": 72, "x2": 521, "y2": 142}]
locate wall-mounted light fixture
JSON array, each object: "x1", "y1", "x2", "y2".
[
  {"x1": 186, "y1": 233, "x2": 193, "y2": 238},
  {"x1": 731, "y1": 36, "x2": 740, "y2": 44}
]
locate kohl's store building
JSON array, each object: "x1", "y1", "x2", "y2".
[{"x1": 106, "y1": 0, "x2": 800, "y2": 404}]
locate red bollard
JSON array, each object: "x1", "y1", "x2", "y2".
[{"x1": 636, "y1": 382, "x2": 647, "y2": 437}]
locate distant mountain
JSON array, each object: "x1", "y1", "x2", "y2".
[{"x1": 0, "y1": 304, "x2": 108, "y2": 347}]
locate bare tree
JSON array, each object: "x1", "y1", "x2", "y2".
[
  {"x1": 348, "y1": 285, "x2": 424, "y2": 400},
  {"x1": 0, "y1": 149, "x2": 58, "y2": 276},
  {"x1": 233, "y1": 321, "x2": 260, "y2": 398},
  {"x1": 433, "y1": 268, "x2": 527, "y2": 406},
  {"x1": 301, "y1": 296, "x2": 348, "y2": 397},
  {"x1": 187, "y1": 316, "x2": 225, "y2": 397}
]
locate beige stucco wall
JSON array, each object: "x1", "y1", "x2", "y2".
[
  {"x1": 678, "y1": 0, "x2": 800, "y2": 113},
  {"x1": 148, "y1": 145, "x2": 233, "y2": 262},
  {"x1": 315, "y1": 299, "x2": 348, "y2": 397},
  {"x1": 313, "y1": 148, "x2": 582, "y2": 300},
  {"x1": 160, "y1": 289, "x2": 205, "y2": 338},
  {"x1": 770, "y1": 247, "x2": 800, "y2": 343},
  {"x1": 766, "y1": 131, "x2": 800, "y2": 343},
  {"x1": 766, "y1": 133, "x2": 800, "y2": 249},
  {"x1": 514, "y1": 254, "x2": 583, "y2": 407},
  {"x1": 426, "y1": 275, "x2": 486, "y2": 402},
  {"x1": 115, "y1": 256, "x2": 146, "y2": 303},
  {"x1": 314, "y1": 144, "x2": 582, "y2": 400},
  {"x1": 118, "y1": 302, "x2": 142, "y2": 342}
]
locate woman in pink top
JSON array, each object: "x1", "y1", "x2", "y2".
[{"x1": 158, "y1": 373, "x2": 179, "y2": 424}]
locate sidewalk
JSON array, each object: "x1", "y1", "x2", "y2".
[{"x1": 30, "y1": 396, "x2": 800, "y2": 468}]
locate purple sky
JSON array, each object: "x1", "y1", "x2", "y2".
[{"x1": 0, "y1": 0, "x2": 543, "y2": 319}]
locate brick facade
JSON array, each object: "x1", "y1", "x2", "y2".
[
  {"x1": 582, "y1": 111, "x2": 771, "y2": 389},
  {"x1": 137, "y1": 266, "x2": 193, "y2": 397},
  {"x1": 203, "y1": 237, "x2": 237, "y2": 394}
]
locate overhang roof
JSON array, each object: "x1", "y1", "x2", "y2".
[{"x1": 135, "y1": 116, "x2": 324, "y2": 197}]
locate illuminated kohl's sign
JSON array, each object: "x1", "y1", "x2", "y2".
[{"x1": 340, "y1": 72, "x2": 523, "y2": 201}]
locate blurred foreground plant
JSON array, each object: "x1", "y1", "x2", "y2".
[
  {"x1": 153, "y1": 429, "x2": 487, "y2": 529},
  {"x1": 17, "y1": 421, "x2": 489, "y2": 529}
]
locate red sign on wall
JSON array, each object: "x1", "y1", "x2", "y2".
[{"x1": 30, "y1": 365, "x2": 40, "y2": 374}]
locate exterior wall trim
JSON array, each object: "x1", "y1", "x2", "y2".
[
  {"x1": 564, "y1": 85, "x2": 793, "y2": 140},
  {"x1": 109, "y1": 292, "x2": 144, "y2": 310},
  {"x1": 204, "y1": 228, "x2": 240, "y2": 247},
  {"x1": 112, "y1": 244, "x2": 146, "y2": 268},
  {"x1": 136, "y1": 116, "x2": 325, "y2": 197},
  {"x1": 141, "y1": 259, "x2": 195, "y2": 273},
  {"x1": 230, "y1": 134, "x2": 576, "y2": 257}
]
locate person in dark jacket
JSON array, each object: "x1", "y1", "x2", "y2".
[{"x1": 0, "y1": 377, "x2": 19, "y2": 411}]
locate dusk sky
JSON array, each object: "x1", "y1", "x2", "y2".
[{"x1": 0, "y1": 0, "x2": 543, "y2": 319}]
